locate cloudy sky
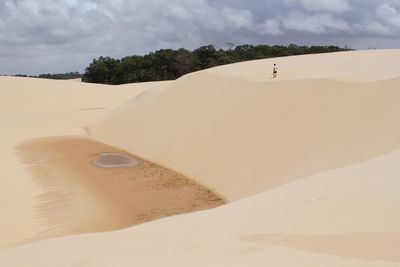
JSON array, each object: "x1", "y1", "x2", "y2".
[{"x1": 1, "y1": 0, "x2": 400, "y2": 74}]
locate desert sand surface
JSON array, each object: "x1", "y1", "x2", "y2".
[
  {"x1": 69, "y1": 78, "x2": 82, "y2": 82},
  {"x1": 2, "y1": 150, "x2": 400, "y2": 266},
  {"x1": 0, "y1": 77, "x2": 170, "y2": 245},
  {"x1": 1, "y1": 49, "x2": 400, "y2": 266}
]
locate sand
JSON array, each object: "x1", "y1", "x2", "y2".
[
  {"x1": 15, "y1": 136, "x2": 223, "y2": 243},
  {"x1": 91, "y1": 70, "x2": 400, "y2": 201},
  {"x1": 1, "y1": 50, "x2": 400, "y2": 266},
  {"x1": 2, "y1": 149, "x2": 400, "y2": 266},
  {"x1": 0, "y1": 77, "x2": 169, "y2": 245}
]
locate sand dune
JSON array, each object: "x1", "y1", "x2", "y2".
[
  {"x1": 1, "y1": 50, "x2": 400, "y2": 266},
  {"x1": 90, "y1": 74, "x2": 400, "y2": 201}
]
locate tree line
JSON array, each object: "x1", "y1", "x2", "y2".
[
  {"x1": 14, "y1": 72, "x2": 82, "y2": 80},
  {"x1": 82, "y1": 44, "x2": 351, "y2": 85}
]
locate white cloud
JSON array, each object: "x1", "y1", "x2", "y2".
[
  {"x1": 280, "y1": 12, "x2": 353, "y2": 34},
  {"x1": 284, "y1": 0, "x2": 351, "y2": 13},
  {"x1": 377, "y1": 3, "x2": 398, "y2": 19}
]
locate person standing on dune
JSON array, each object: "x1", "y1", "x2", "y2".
[{"x1": 273, "y1": 63, "x2": 278, "y2": 78}]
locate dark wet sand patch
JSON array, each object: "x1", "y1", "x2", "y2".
[
  {"x1": 17, "y1": 136, "x2": 225, "y2": 242},
  {"x1": 95, "y1": 153, "x2": 140, "y2": 168}
]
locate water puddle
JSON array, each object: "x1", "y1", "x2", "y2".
[{"x1": 95, "y1": 153, "x2": 141, "y2": 168}]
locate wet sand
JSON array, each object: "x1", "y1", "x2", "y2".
[
  {"x1": 16, "y1": 136, "x2": 224, "y2": 243},
  {"x1": 95, "y1": 153, "x2": 140, "y2": 168}
]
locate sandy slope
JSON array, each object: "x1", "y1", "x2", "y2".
[
  {"x1": 1, "y1": 149, "x2": 400, "y2": 266},
  {"x1": 91, "y1": 74, "x2": 400, "y2": 201},
  {"x1": 0, "y1": 77, "x2": 166, "y2": 245},
  {"x1": 1, "y1": 50, "x2": 400, "y2": 265}
]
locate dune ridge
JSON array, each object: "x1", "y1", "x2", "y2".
[{"x1": 202, "y1": 49, "x2": 400, "y2": 82}]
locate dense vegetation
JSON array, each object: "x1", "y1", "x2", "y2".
[
  {"x1": 83, "y1": 44, "x2": 351, "y2": 85},
  {"x1": 14, "y1": 72, "x2": 82, "y2": 80}
]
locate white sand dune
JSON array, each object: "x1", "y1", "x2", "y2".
[
  {"x1": 1, "y1": 50, "x2": 400, "y2": 266},
  {"x1": 91, "y1": 73, "x2": 400, "y2": 201}
]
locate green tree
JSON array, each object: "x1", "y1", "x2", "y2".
[
  {"x1": 82, "y1": 56, "x2": 120, "y2": 84},
  {"x1": 82, "y1": 44, "x2": 351, "y2": 85}
]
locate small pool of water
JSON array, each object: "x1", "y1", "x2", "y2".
[{"x1": 95, "y1": 153, "x2": 141, "y2": 168}]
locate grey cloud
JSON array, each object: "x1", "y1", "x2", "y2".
[
  {"x1": 377, "y1": 2, "x2": 400, "y2": 28},
  {"x1": 354, "y1": 20, "x2": 393, "y2": 36},
  {"x1": 256, "y1": 19, "x2": 283, "y2": 36},
  {"x1": 0, "y1": 0, "x2": 399, "y2": 75},
  {"x1": 283, "y1": 0, "x2": 352, "y2": 13},
  {"x1": 274, "y1": 12, "x2": 353, "y2": 34}
]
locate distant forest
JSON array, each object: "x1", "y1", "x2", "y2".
[
  {"x1": 14, "y1": 72, "x2": 83, "y2": 80},
  {"x1": 82, "y1": 44, "x2": 351, "y2": 85}
]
